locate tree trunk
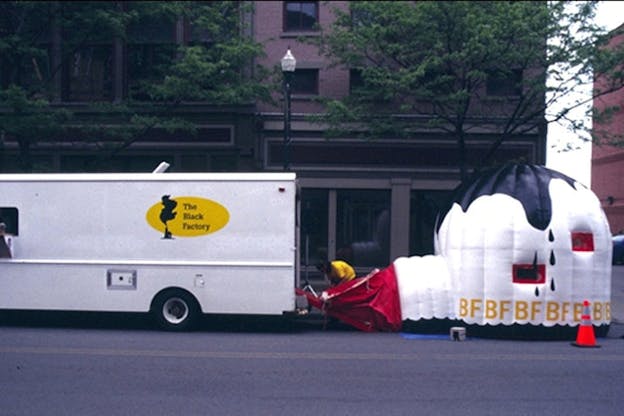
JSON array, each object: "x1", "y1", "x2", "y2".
[{"x1": 457, "y1": 133, "x2": 468, "y2": 181}]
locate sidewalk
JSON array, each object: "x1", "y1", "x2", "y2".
[{"x1": 608, "y1": 265, "x2": 624, "y2": 338}]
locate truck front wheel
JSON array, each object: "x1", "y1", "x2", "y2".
[{"x1": 151, "y1": 289, "x2": 199, "y2": 331}]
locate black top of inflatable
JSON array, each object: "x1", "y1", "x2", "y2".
[{"x1": 437, "y1": 164, "x2": 578, "y2": 232}]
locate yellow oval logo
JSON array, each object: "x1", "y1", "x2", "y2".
[{"x1": 146, "y1": 195, "x2": 229, "y2": 238}]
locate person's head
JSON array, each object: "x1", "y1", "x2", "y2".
[
  {"x1": 316, "y1": 261, "x2": 332, "y2": 274},
  {"x1": 0, "y1": 223, "x2": 5, "y2": 234}
]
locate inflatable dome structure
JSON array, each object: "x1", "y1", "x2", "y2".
[
  {"x1": 432, "y1": 164, "x2": 612, "y2": 338},
  {"x1": 302, "y1": 164, "x2": 613, "y2": 339}
]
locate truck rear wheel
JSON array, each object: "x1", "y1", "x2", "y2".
[{"x1": 152, "y1": 289, "x2": 199, "y2": 331}]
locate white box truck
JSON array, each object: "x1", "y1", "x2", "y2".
[{"x1": 0, "y1": 171, "x2": 299, "y2": 330}]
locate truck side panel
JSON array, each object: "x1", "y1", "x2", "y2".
[
  {"x1": 0, "y1": 263, "x2": 293, "y2": 314},
  {"x1": 0, "y1": 173, "x2": 297, "y2": 315}
]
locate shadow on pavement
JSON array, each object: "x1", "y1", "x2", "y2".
[{"x1": 0, "y1": 310, "x2": 336, "y2": 333}]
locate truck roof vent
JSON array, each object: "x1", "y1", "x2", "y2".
[{"x1": 152, "y1": 162, "x2": 170, "y2": 173}]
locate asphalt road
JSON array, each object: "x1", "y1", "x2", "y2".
[
  {"x1": 0, "y1": 266, "x2": 622, "y2": 416},
  {"x1": 1, "y1": 326, "x2": 623, "y2": 416}
]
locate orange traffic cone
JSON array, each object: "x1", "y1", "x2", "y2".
[{"x1": 571, "y1": 300, "x2": 600, "y2": 348}]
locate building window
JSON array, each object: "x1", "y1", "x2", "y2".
[
  {"x1": 64, "y1": 45, "x2": 113, "y2": 101},
  {"x1": 292, "y1": 69, "x2": 319, "y2": 95},
  {"x1": 349, "y1": 68, "x2": 365, "y2": 94},
  {"x1": 0, "y1": 207, "x2": 17, "y2": 258},
  {"x1": 486, "y1": 69, "x2": 522, "y2": 97},
  {"x1": 299, "y1": 189, "x2": 390, "y2": 271},
  {"x1": 409, "y1": 191, "x2": 450, "y2": 256},
  {"x1": 300, "y1": 189, "x2": 329, "y2": 268},
  {"x1": 0, "y1": 208, "x2": 19, "y2": 236},
  {"x1": 126, "y1": 43, "x2": 177, "y2": 100},
  {"x1": 13, "y1": 47, "x2": 51, "y2": 92},
  {"x1": 284, "y1": 1, "x2": 319, "y2": 32},
  {"x1": 126, "y1": 9, "x2": 177, "y2": 101},
  {"x1": 336, "y1": 190, "x2": 390, "y2": 268},
  {"x1": 350, "y1": 6, "x2": 374, "y2": 28}
]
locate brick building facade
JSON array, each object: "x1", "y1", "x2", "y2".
[
  {"x1": 252, "y1": 1, "x2": 545, "y2": 277},
  {"x1": 592, "y1": 23, "x2": 624, "y2": 235},
  {"x1": 0, "y1": 1, "x2": 547, "y2": 278}
]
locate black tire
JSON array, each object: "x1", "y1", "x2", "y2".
[{"x1": 151, "y1": 289, "x2": 200, "y2": 331}]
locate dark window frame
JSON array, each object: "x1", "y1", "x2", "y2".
[
  {"x1": 486, "y1": 69, "x2": 523, "y2": 97},
  {"x1": 571, "y1": 232, "x2": 594, "y2": 252},
  {"x1": 349, "y1": 68, "x2": 364, "y2": 95},
  {"x1": 512, "y1": 264, "x2": 546, "y2": 284},
  {"x1": 63, "y1": 44, "x2": 114, "y2": 102},
  {"x1": 292, "y1": 69, "x2": 319, "y2": 95},
  {"x1": 336, "y1": 189, "x2": 391, "y2": 268},
  {"x1": 283, "y1": 1, "x2": 319, "y2": 32},
  {"x1": 0, "y1": 207, "x2": 19, "y2": 236}
]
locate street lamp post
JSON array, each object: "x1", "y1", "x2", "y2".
[{"x1": 281, "y1": 48, "x2": 296, "y2": 171}]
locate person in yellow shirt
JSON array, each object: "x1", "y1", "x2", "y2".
[{"x1": 317, "y1": 260, "x2": 356, "y2": 286}]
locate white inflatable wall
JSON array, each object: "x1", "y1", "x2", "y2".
[{"x1": 395, "y1": 165, "x2": 612, "y2": 328}]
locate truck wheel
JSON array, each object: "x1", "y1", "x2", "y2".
[{"x1": 152, "y1": 289, "x2": 199, "y2": 331}]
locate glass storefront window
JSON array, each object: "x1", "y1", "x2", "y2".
[
  {"x1": 300, "y1": 188, "x2": 391, "y2": 275},
  {"x1": 336, "y1": 189, "x2": 390, "y2": 268},
  {"x1": 300, "y1": 189, "x2": 328, "y2": 269},
  {"x1": 409, "y1": 190, "x2": 450, "y2": 256}
]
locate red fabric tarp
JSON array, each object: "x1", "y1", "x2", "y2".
[{"x1": 296, "y1": 265, "x2": 402, "y2": 332}]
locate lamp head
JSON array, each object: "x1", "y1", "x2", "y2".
[{"x1": 281, "y1": 48, "x2": 296, "y2": 73}]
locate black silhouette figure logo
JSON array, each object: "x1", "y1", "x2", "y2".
[{"x1": 159, "y1": 195, "x2": 178, "y2": 239}]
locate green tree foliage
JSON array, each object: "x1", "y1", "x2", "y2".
[
  {"x1": 0, "y1": 1, "x2": 270, "y2": 172},
  {"x1": 315, "y1": 1, "x2": 624, "y2": 178},
  {"x1": 127, "y1": 1, "x2": 270, "y2": 104}
]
